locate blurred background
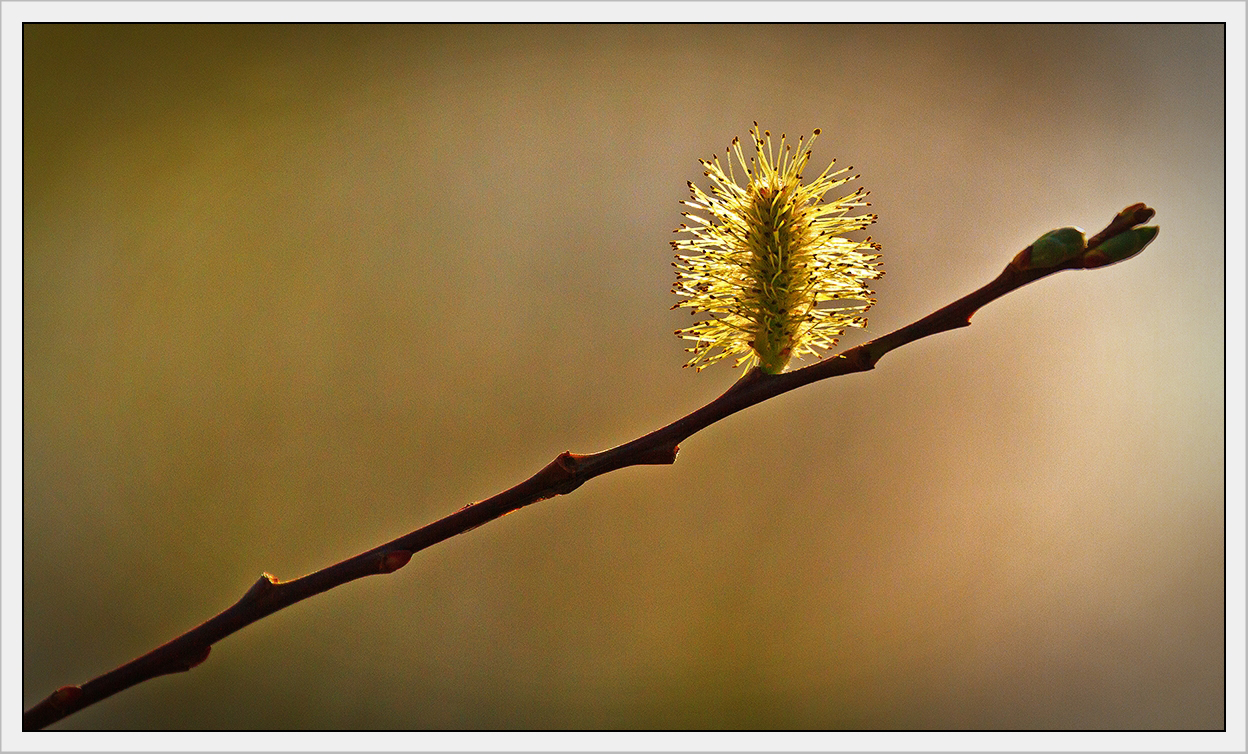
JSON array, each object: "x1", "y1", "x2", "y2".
[{"x1": 23, "y1": 23, "x2": 1224, "y2": 730}]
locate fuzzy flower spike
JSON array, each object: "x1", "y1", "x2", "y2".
[{"x1": 672, "y1": 124, "x2": 883, "y2": 374}]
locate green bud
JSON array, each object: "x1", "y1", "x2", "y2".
[
  {"x1": 1027, "y1": 227, "x2": 1087, "y2": 269},
  {"x1": 1082, "y1": 226, "x2": 1159, "y2": 268}
]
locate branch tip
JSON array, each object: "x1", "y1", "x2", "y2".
[
  {"x1": 1086, "y1": 203, "x2": 1156, "y2": 251},
  {"x1": 1012, "y1": 205, "x2": 1156, "y2": 274},
  {"x1": 1122, "y1": 202, "x2": 1155, "y2": 226},
  {"x1": 1081, "y1": 225, "x2": 1158, "y2": 268}
]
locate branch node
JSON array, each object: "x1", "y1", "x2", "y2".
[
  {"x1": 146, "y1": 643, "x2": 213, "y2": 680},
  {"x1": 51, "y1": 685, "x2": 82, "y2": 708},
  {"x1": 241, "y1": 572, "x2": 279, "y2": 604},
  {"x1": 723, "y1": 366, "x2": 770, "y2": 397},
  {"x1": 847, "y1": 346, "x2": 879, "y2": 372},
  {"x1": 22, "y1": 686, "x2": 83, "y2": 730},
  {"x1": 378, "y1": 550, "x2": 413, "y2": 574},
  {"x1": 637, "y1": 443, "x2": 679, "y2": 465},
  {"x1": 554, "y1": 451, "x2": 583, "y2": 475},
  {"x1": 169, "y1": 645, "x2": 211, "y2": 673}
]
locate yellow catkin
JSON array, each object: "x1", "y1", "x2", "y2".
[{"x1": 672, "y1": 124, "x2": 883, "y2": 373}]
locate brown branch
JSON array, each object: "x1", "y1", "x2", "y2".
[{"x1": 23, "y1": 204, "x2": 1156, "y2": 731}]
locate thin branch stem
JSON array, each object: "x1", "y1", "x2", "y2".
[{"x1": 23, "y1": 204, "x2": 1155, "y2": 731}]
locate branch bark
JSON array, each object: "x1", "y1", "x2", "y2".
[{"x1": 23, "y1": 204, "x2": 1156, "y2": 731}]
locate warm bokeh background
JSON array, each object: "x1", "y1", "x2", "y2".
[{"x1": 23, "y1": 23, "x2": 1224, "y2": 730}]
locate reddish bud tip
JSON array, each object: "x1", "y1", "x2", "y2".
[
  {"x1": 52, "y1": 686, "x2": 82, "y2": 707},
  {"x1": 379, "y1": 550, "x2": 413, "y2": 574}
]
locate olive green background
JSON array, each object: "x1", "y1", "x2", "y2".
[{"x1": 23, "y1": 24, "x2": 1225, "y2": 730}]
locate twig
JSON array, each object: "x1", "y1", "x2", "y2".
[{"x1": 23, "y1": 204, "x2": 1157, "y2": 731}]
